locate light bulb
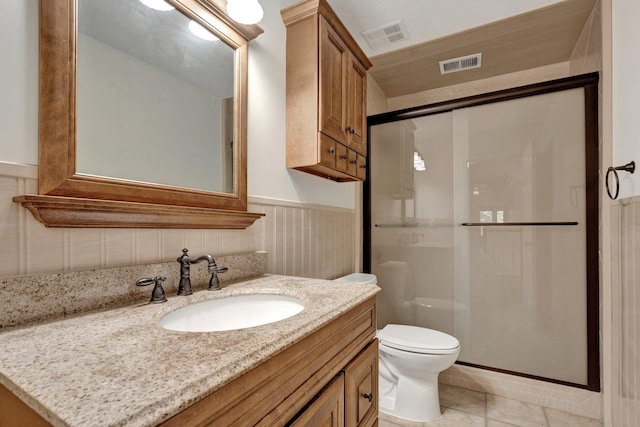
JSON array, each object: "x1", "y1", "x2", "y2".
[
  {"x1": 226, "y1": 0, "x2": 264, "y2": 25},
  {"x1": 139, "y1": 0, "x2": 175, "y2": 11},
  {"x1": 188, "y1": 20, "x2": 219, "y2": 41}
]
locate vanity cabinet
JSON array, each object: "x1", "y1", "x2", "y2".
[
  {"x1": 0, "y1": 275, "x2": 379, "y2": 427},
  {"x1": 282, "y1": 0, "x2": 372, "y2": 182},
  {"x1": 1, "y1": 297, "x2": 377, "y2": 427},
  {"x1": 160, "y1": 296, "x2": 377, "y2": 426}
]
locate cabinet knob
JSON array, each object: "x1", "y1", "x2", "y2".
[
  {"x1": 328, "y1": 147, "x2": 335, "y2": 154},
  {"x1": 350, "y1": 160, "x2": 357, "y2": 164},
  {"x1": 345, "y1": 126, "x2": 352, "y2": 133},
  {"x1": 339, "y1": 155, "x2": 347, "y2": 160},
  {"x1": 363, "y1": 392, "x2": 373, "y2": 402},
  {"x1": 360, "y1": 164, "x2": 367, "y2": 169}
]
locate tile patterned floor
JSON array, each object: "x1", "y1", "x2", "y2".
[{"x1": 378, "y1": 384, "x2": 603, "y2": 427}]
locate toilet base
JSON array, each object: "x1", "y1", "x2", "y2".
[
  {"x1": 379, "y1": 373, "x2": 443, "y2": 422},
  {"x1": 377, "y1": 325, "x2": 460, "y2": 423}
]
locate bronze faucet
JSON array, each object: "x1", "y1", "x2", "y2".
[{"x1": 177, "y1": 248, "x2": 228, "y2": 295}]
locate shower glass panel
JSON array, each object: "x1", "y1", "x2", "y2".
[{"x1": 369, "y1": 87, "x2": 591, "y2": 386}]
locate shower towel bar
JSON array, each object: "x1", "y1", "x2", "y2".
[
  {"x1": 461, "y1": 222, "x2": 578, "y2": 227},
  {"x1": 375, "y1": 223, "x2": 431, "y2": 228}
]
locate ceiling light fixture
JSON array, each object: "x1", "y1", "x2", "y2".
[
  {"x1": 226, "y1": 0, "x2": 264, "y2": 25},
  {"x1": 189, "y1": 20, "x2": 219, "y2": 41},
  {"x1": 139, "y1": 0, "x2": 175, "y2": 11}
]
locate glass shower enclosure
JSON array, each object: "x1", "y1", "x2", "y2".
[{"x1": 365, "y1": 75, "x2": 599, "y2": 390}]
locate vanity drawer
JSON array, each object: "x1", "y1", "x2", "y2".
[
  {"x1": 347, "y1": 149, "x2": 358, "y2": 177},
  {"x1": 336, "y1": 143, "x2": 349, "y2": 173},
  {"x1": 344, "y1": 340, "x2": 378, "y2": 427},
  {"x1": 319, "y1": 134, "x2": 337, "y2": 168},
  {"x1": 356, "y1": 154, "x2": 367, "y2": 180}
]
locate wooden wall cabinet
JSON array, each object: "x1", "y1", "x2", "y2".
[{"x1": 282, "y1": 0, "x2": 372, "y2": 182}]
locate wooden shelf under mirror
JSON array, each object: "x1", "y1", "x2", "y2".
[
  {"x1": 15, "y1": 0, "x2": 265, "y2": 229},
  {"x1": 13, "y1": 195, "x2": 263, "y2": 229}
]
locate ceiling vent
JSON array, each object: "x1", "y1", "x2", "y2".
[
  {"x1": 439, "y1": 53, "x2": 482, "y2": 75},
  {"x1": 362, "y1": 20, "x2": 409, "y2": 50}
]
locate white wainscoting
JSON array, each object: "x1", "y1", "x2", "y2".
[
  {"x1": 0, "y1": 162, "x2": 356, "y2": 280},
  {"x1": 611, "y1": 195, "x2": 640, "y2": 427}
]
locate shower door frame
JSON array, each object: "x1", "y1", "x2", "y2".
[{"x1": 364, "y1": 72, "x2": 600, "y2": 391}]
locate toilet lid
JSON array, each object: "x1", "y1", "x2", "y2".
[{"x1": 377, "y1": 324, "x2": 460, "y2": 355}]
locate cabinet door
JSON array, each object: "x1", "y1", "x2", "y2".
[
  {"x1": 319, "y1": 17, "x2": 348, "y2": 145},
  {"x1": 344, "y1": 340, "x2": 378, "y2": 427},
  {"x1": 290, "y1": 374, "x2": 345, "y2": 427},
  {"x1": 346, "y1": 56, "x2": 367, "y2": 155}
]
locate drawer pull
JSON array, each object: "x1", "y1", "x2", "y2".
[
  {"x1": 339, "y1": 155, "x2": 347, "y2": 160},
  {"x1": 363, "y1": 393, "x2": 373, "y2": 402},
  {"x1": 328, "y1": 147, "x2": 335, "y2": 154},
  {"x1": 350, "y1": 160, "x2": 357, "y2": 164},
  {"x1": 360, "y1": 164, "x2": 366, "y2": 169}
]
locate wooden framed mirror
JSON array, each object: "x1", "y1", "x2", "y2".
[{"x1": 14, "y1": 0, "x2": 264, "y2": 228}]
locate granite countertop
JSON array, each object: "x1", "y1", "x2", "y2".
[{"x1": 0, "y1": 275, "x2": 380, "y2": 427}]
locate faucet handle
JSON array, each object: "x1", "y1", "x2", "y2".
[
  {"x1": 207, "y1": 265, "x2": 227, "y2": 291},
  {"x1": 136, "y1": 276, "x2": 168, "y2": 304},
  {"x1": 208, "y1": 265, "x2": 228, "y2": 274}
]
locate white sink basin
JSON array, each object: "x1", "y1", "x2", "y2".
[{"x1": 159, "y1": 294, "x2": 305, "y2": 332}]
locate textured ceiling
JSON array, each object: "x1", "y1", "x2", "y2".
[
  {"x1": 366, "y1": 0, "x2": 596, "y2": 96},
  {"x1": 322, "y1": 0, "x2": 596, "y2": 97},
  {"x1": 326, "y1": 0, "x2": 568, "y2": 57}
]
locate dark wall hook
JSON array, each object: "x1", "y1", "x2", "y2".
[{"x1": 606, "y1": 161, "x2": 636, "y2": 200}]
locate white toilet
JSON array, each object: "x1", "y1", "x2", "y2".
[
  {"x1": 334, "y1": 273, "x2": 460, "y2": 422},
  {"x1": 377, "y1": 324, "x2": 460, "y2": 422}
]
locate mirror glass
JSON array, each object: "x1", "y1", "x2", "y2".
[{"x1": 77, "y1": 0, "x2": 235, "y2": 193}]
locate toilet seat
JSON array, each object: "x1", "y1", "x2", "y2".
[{"x1": 378, "y1": 324, "x2": 460, "y2": 355}]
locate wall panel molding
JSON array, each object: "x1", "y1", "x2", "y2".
[{"x1": 1, "y1": 167, "x2": 356, "y2": 280}]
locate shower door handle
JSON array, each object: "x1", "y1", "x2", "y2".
[{"x1": 460, "y1": 221, "x2": 578, "y2": 227}]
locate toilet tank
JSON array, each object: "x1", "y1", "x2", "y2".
[{"x1": 334, "y1": 273, "x2": 377, "y2": 285}]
